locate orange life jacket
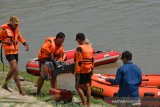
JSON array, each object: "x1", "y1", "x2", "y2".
[
  {"x1": 38, "y1": 37, "x2": 64, "y2": 61},
  {"x1": 75, "y1": 44, "x2": 94, "y2": 73},
  {"x1": 0, "y1": 24, "x2": 26, "y2": 55}
]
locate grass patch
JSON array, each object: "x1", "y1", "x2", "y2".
[
  {"x1": 19, "y1": 72, "x2": 113, "y2": 107},
  {"x1": 0, "y1": 64, "x2": 114, "y2": 107},
  {"x1": 0, "y1": 64, "x2": 10, "y2": 85},
  {"x1": 0, "y1": 63, "x2": 10, "y2": 72},
  {"x1": 19, "y1": 72, "x2": 51, "y2": 93},
  {"x1": 19, "y1": 72, "x2": 38, "y2": 82}
]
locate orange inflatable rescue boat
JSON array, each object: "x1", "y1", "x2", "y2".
[
  {"x1": 91, "y1": 74, "x2": 160, "y2": 97},
  {"x1": 26, "y1": 50, "x2": 120, "y2": 76},
  {"x1": 93, "y1": 74, "x2": 160, "y2": 87}
]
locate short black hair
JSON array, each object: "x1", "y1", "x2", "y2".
[
  {"x1": 121, "y1": 51, "x2": 132, "y2": 60},
  {"x1": 75, "y1": 33, "x2": 85, "y2": 41},
  {"x1": 56, "y1": 32, "x2": 65, "y2": 39}
]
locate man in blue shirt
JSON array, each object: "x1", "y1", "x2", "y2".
[{"x1": 106, "y1": 51, "x2": 142, "y2": 97}]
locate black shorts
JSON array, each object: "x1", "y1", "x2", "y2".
[
  {"x1": 6, "y1": 54, "x2": 18, "y2": 62},
  {"x1": 76, "y1": 71, "x2": 93, "y2": 84}
]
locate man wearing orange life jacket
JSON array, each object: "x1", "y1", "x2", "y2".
[
  {"x1": 37, "y1": 32, "x2": 66, "y2": 94},
  {"x1": 74, "y1": 33, "x2": 94, "y2": 106},
  {"x1": 0, "y1": 16, "x2": 29, "y2": 95}
]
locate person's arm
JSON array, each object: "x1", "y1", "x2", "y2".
[
  {"x1": 18, "y1": 31, "x2": 26, "y2": 43},
  {"x1": 75, "y1": 47, "x2": 83, "y2": 73},
  {"x1": 18, "y1": 31, "x2": 29, "y2": 51},
  {"x1": 55, "y1": 46, "x2": 67, "y2": 61},
  {"x1": 62, "y1": 52, "x2": 67, "y2": 61},
  {"x1": 59, "y1": 47, "x2": 65, "y2": 61},
  {"x1": 106, "y1": 68, "x2": 123, "y2": 85},
  {"x1": 137, "y1": 66, "x2": 142, "y2": 86}
]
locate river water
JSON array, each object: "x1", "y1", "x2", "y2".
[{"x1": 0, "y1": 0, "x2": 160, "y2": 90}]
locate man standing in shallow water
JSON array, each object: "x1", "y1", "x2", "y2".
[{"x1": 0, "y1": 16, "x2": 29, "y2": 95}]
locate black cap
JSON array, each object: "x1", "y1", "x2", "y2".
[
  {"x1": 121, "y1": 51, "x2": 132, "y2": 60},
  {"x1": 75, "y1": 33, "x2": 85, "y2": 41}
]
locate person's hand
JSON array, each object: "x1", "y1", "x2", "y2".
[
  {"x1": 25, "y1": 44, "x2": 29, "y2": 51},
  {"x1": 62, "y1": 57, "x2": 66, "y2": 62},
  {"x1": 49, "y1": 53, "x2": 54, "y2": 60},
  {"x1": 105, "y1": 78, "x2": 109, "y2": 82},
  {"x1": 62, "y1": 53, "x2": 67, "y2": 62},
  {"x1": 23, "y1": 42, "x2": 29, "y2": 51}
]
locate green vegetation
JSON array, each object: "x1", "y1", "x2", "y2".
[
  {"x1": 19, "y1": 72, "x2": 51, "y2": 93},
  {"x1": 0, "y1": 64, "x2": 114, "y2": 107},
  {"x1": 0, "y1": 64, "x2": 9, "y2": 85},
  {"x1": 19, "y1": 72, "x2": 113, "y2": 107},
  {"x1": 0, "y1": 63, "x2": 9, "y2": 72}
]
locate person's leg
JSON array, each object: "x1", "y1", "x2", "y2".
[
  {"x1": 83, "y1": 71, "x2": 93, "y2": 106},
  {"x1": 75, "y1": 84, "x2": 87, "y2": 105},
  {"x1": 37, "y1": 76, "x2": 44, "y2": 94},
  {"x1": 84, "y1": 83, "x2": 91, "y2": 106},
  {"x1": 2, "y1": 60, "x2": 15, "y2": 92},
  {"x1": 50, "y1": 77, "x2": 57, "y2": 88},
  {"x1": 79, "y1": 84, "x2": 87, "y2": 96},
  {"x1": 75, "y1": 74, "x2": 86, "y2": 105},
  {"x1": 11, "y1": 54, "x2": 26, "y2": 95},
  {"x1": 13, "y1": 62, "x2": 26, "y2": 95}
]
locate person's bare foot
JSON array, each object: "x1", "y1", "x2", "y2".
[
  {"x1": 86, "y1": 102, "x2": 90, "y2": 107},
  {"x1": 19, "y1": 91, "x2": 27, "y2": 96},
  {"x1": 81, "y1": 102, "x2": 87, "y2": 106},
  {"x1": 2, "y1": 85, "x2": 12, "y2": 92}
]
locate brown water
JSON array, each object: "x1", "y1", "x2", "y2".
[{"x1": 0, "y1": 0, "x2": 160, "y2": 90}]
